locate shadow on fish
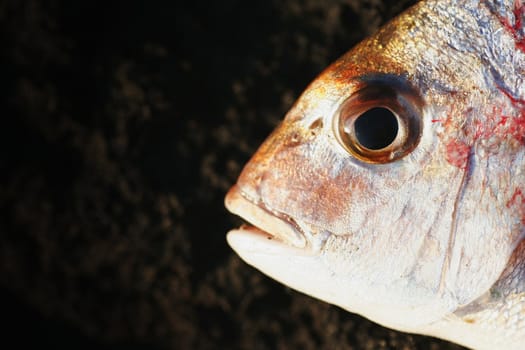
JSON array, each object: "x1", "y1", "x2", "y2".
[{"x1": 225, "y1": 1, "x2": 525, "y2": 349}]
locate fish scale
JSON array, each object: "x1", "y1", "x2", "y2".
[{"x1": 225, "y1": 1, "x2": 525, "y2": 349}]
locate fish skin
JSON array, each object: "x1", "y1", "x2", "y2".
[{"x1": 225, "y1": 1, "x2": 525, "y2": 349}]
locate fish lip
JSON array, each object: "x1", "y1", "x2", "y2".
[{"x1": 225, "y1": 184, "x2": 307, "y2": 249}]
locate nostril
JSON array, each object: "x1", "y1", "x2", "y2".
[
  {"x1": 308, "y1": 118, "x2": 324, "y2": 136},
  {"x1": 285, "y1": 131, "x2": 302, "y2": 147}
]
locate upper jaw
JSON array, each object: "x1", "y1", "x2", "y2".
[{"x1": 225, "y1": 184, "x2": 307, "y2": 248}]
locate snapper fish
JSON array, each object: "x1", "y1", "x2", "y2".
[{"x1": 225, "y1": 0, "x2": 525, "y2": 349}]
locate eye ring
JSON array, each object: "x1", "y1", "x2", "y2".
[{"x1": 334, "y1": 80, "x2": 423, "y2": 164}]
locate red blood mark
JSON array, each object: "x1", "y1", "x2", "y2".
[
  {"x1": 445, "y1": 140, "x2": 471, "y2": 169},
  {"x1": 441, "y1": 100, "x2": 525, "y2": 170},
  {"x1": 496, "y1": 1, "x2": 525, "y2": 52},
  {"x1": 472, "y1": 119, "x2": 484, "y2": 140},
  {"x1": 471, "y1": 105, "x2": 514, "y2": 141},
  {"x1": 497, "y1": 115, "x2": 509, "y2": 127},
  {"x1": 506, "y1": 188, "x2": 525, "y2": 224},
  {"x1": 488, "y1": 112, "x2": 525, "y2": 145},
  {"x1": 495, "y1": 76, "x2": 525, "y2": 145},
  {"x1": 441, "y1": 109, "x2": 496, "y2": 169},
  {"x1": 434, "y1": 3, "x2": 525, "y2": 168},
  {"x1": 504, "y1": 113, "x2": 525, "y2": 144}
]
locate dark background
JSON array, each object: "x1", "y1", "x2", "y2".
[{"x1": 1, "y1": 1, "x2": 464, "y2": 349}]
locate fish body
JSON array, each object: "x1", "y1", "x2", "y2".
[{"x1": 225, "y1": 1, "x2": 525, "y2": 349}]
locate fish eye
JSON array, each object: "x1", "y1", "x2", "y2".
[
  {"x1": 335, "y1": 81, "x2": 422, "y2": 163},
  {"x1": 353, "y1": 107, "x2": 399, "y2": 150}
]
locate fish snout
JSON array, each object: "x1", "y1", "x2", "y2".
[{"x1": 225, "y1": 184, "x2": 307, "y2": 248}]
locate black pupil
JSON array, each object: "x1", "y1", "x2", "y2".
[{"x1": 354, "y1": 107, "x2": 399, "y2": 150}]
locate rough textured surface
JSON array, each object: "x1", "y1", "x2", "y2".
[{"x1": 0, "y1": 1, "x2": 464, "y2": 349}]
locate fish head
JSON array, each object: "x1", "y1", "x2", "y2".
[{"x1": 226, "y1": 0, "x2": 525, "y2": 337}]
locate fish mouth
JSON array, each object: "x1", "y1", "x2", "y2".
[{"x1": 224, "y1": 185, "x2": 307, "y2": 249}]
